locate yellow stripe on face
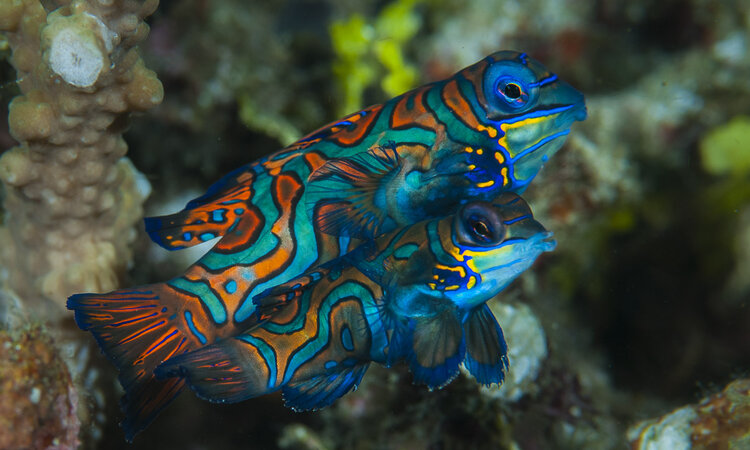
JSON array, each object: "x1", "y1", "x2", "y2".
[
  {"x1": 437, "y1": 219, "x2": 514, "y2": 275},
  {"x1": 496, "y1": 112, "x2": 562, "y2": 159},
  {"x1": 477, "y1": 180, "x2": 495, "y2": 188}
]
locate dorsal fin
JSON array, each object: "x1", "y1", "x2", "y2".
[
  {"x1": 306, "y1": 146, "x2": 400, "y2": 239},
  {"x1": 251, "y1": 269, "x2": 329, "y2": 321},
  {"x1": 144, "y1": 165, "x2": 261, "y2": 251}
]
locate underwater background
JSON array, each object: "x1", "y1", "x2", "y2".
[{"x1": 0, "y1": 0, "x2": 749, "y2": 449}]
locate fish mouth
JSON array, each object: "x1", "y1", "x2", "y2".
[
  {"x1": 552, "y1": 101, "x2": 587, "y2": 129},
  {"x1": 536, "y1": 231, "x2": 557, "y2": 252},
  {"x1": 515, "y1": 231, "x2": 556, "y2": 254},
  {"x1": 483, "y1": 232, "x2": 556, "y2": 273},
  {"x1": 573, "y1": 104, "x2": 588, "y2": 122}
]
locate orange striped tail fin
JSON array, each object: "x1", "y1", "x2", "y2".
[{"x1": 67, "y1": 286, "x2": 195, "y2": 441}]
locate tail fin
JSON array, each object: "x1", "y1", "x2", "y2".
[
  {"x1": 144, "y1": 165, "x2": 262, "y2": 251},
  {"x1": 67, "y1": 286, "x2": 198, "y2": 441}
]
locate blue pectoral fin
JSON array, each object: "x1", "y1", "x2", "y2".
[
  {"x1": 155, "y1": 338, "x2": 269, "y2": 404},
  {"x1": 305, "y1": 145, "x2": 400, "y2": 239},
  {"x1": 406, "y1": 305, "x2": 465, "y2": 390},
  {"x1": 462, "y1": 304, "x2": 509, "y2": 386},
  {"x1": 282, "y1": 362, "x2": 370, "y2": 411}
]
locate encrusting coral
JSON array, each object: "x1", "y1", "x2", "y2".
[
  {"x1": 628, "y1": 378, "x2": 750, "y2": 449},
  {"x1": 0, "y1": 326, "x2": 80, "y2": 449},
  {"x1": 0, "y1": 0, "x2": 162, "y2": 320}
]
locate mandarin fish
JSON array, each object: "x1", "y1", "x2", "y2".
[
  {"x1": 68, "y1": 51, "x2": 584, "y2": 439},
  {"x1": 71, "y1": 193, "x2": 554, "y2": 433}
]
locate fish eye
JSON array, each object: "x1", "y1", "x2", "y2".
[
  {"x1": 503, "y1": 82, "x2": 522, "y2": 99},
  {"x1": 482, "y1": 60, "x2": 540, "y2": 117},
  {"x1": 457, "y1": 202, "x2": 505, "y2": 247},
  {"x1": 495, "y1": 78, "x2": 529, "y2": 108},
  {"x1": 468, "y1": 216, "x2": 493, "y2": 243}
]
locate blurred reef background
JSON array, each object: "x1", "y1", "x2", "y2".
[{"x1": 1, "y1": 0, "x2": 749, "y2": 448}]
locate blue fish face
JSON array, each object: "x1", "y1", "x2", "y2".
[
  {"x1": 402, "y1": 192, "x2": 554, "y2": 312},
  {"x1": 459, "y1": 51, "x2": 587, "y2": 195}
]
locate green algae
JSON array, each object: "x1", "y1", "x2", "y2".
[
  {"x1": 329, "y1": 0, "x2": 422, "y2": 115},
  {"x1": 700, "y1": 116, "x2": 750, "y2": 177}
]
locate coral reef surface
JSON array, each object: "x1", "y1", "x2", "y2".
[
  {"x1": 0, "y1": 326, "x2": 80, "y2": 450},
  {"x1": 0, "y1": 0, "x2": 161, "y2": 320}
]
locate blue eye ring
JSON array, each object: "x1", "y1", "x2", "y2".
[
  {"x1": 495, "y1": 77, "x2": 530, "y2": 109},
  {"x1": 482, "y1": 61, "x2": 540, "y2": 117}
]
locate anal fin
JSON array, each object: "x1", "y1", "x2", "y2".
[
  {"x1": 155, "y1": 339, "x2": 261, "y2": 404},
  {"x1": 282, "y1": 362, "x2": 370, "y2": 411}
]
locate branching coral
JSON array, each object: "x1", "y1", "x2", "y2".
[{"x1": 0, "y1": 0, "x2": 162, "y2": 320}]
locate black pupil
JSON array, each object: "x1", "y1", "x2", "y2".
[
  {"x1": 503, "y1": 83, "x2": 522, "y2": 99},
  {"x1": 471, "y1": 220, "x2": 492, "y2": 241}
]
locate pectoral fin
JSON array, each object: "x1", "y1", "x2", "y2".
[
  {"x1": 462, "y1": 304, "x2": 509, "y2": 386},
  {"x1": 406, "y1": 304, "x2": 465, "y2": 390},
  {"x1": 306, "y1": 146, "x2": 400, "y2": 239}
]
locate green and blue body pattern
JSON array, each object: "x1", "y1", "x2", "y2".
[
  {"x1": 153, "y1": 193, "x2": 555, "y2": 411},
  {"x1": 68, "y1": 51, "x2": 584, "y2": 440}
]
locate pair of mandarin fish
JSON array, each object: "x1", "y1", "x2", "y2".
[{"x1": 67, "y1": 51, "x2": 587, "y2": 440}]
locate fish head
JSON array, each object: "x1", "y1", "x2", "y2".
[
  {"x1": 424, "y1": 192, "x2": 554, "y2": 311},
  {"x1": 448, "y1": 51, "x2": 587, "y2": 195}
]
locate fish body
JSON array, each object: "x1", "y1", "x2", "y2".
[
  {"x1": 68, "y1": 51, "x2": 583, "y2": 439},
  {"x1": 152, "y1": 193, "x2": 554, "y2": 410}
]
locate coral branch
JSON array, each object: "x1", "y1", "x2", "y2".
[{"x1": 0, "y1": 0, "x2": 162, "y2": 320}]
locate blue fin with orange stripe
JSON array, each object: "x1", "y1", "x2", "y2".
[
  {"x1": 306, "y1": 146, "x2": 400, "y2": 239},
  {"x1": 67, "y1": 285, "x2": 194, "y2": 441},
  {"x1": 462, "y1": 304, "x2": 508, "y2": 386},
  {"x1": 282, "y1": 361, "x2": 370, "y2": 411},
  {"x1": 144, "y1": 165, "x2": 259, "y2": 250}
]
